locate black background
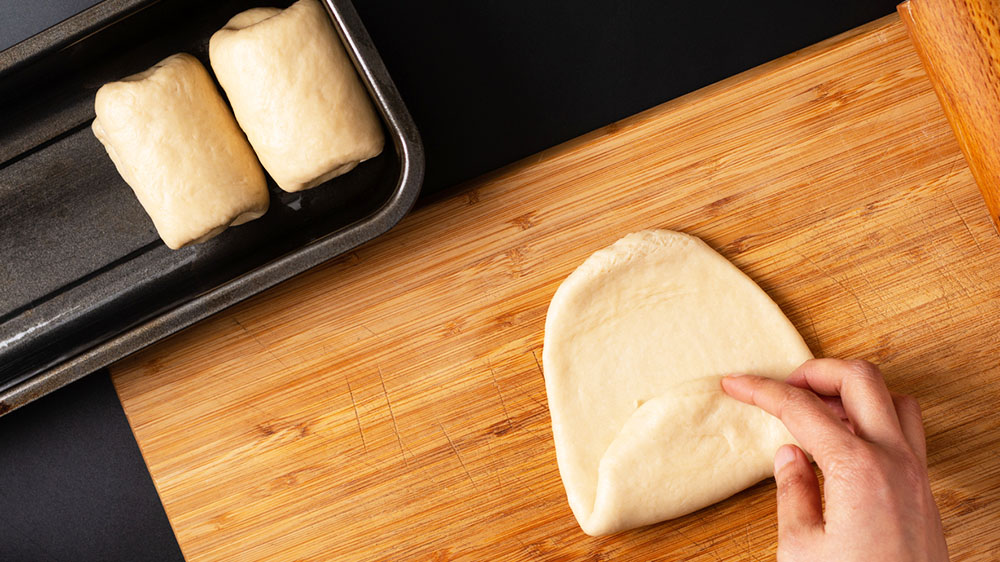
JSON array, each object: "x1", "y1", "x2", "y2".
[{"x1": 0, "y1": 1, "x2": 898, "y2": 559}]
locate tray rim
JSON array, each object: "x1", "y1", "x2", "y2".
[{"x1": 0, "y1": 0, "x2": 424, "y2": 416}]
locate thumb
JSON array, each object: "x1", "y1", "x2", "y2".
[{"x1": 774, "y1": 444, "x2": 823, "y2": 542}]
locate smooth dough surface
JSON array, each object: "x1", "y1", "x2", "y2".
[
  {"x1": 92, "y1": 53, "x2": 269, "y2": 250},
  {"x1": 209, "y1": 0, "x2": 385, "y2": 192},
  {"x1": 542, "y1": 230, "x2": 813, "y2": 536}
]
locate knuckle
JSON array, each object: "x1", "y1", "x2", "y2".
[
  {"x1": 829, "y1": 442, "x2": 928, "y2": 493},
  {"x1": 777, "y1": 470, "x2": 808, "y2": 498},
  {"x1": 777, "y1": 383, "x2": 798, "y2": 403},
  {"x1": 895, "y1": 394, "x2": 921, "y2": 417},
  {"x1": 783, "y1": 387, "x2": 824, "y2": 415},
  {"x1": 776, "y1": 385, "x2": 809, "y2": 418},
  {"x1": 846, "y1": 359, "x2": 882, "y2": 381},
  {"x1": 824, "y1": 440, "x2": 878, "y2": 476},
  {"x1": 890, "y1": 449, "x2": 928, "y2": 489},
  {"x1": 846, "y1": 440, "x2": 878, "y2": 466},
  {"x1": 902, "y1": 458, "x2": 928, "y2": 486}
]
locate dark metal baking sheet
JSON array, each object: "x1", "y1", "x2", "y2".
[{"x1": 0, "y1": 0, "x2": 424, "y2": 415}]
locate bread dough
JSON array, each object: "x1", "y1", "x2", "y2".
[
  {"x1": 209, "y1": 0, "x2": 385, "y2": 192},
  {"x1": 92, "y1": 53, "x2": 269, "y2": 250},
  {"x1": 542, "y1": 230, "x2": 813, "y2": 536}
]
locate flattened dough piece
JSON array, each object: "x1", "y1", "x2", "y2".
[
  {"x1": 543, "y1": 230, "x2": 813, "y2": 536},
  {"x1": 92, "y1": 53, "x2": 269, "y2": 250},
  {"x1": 209, "y1": 0, "x2": 385, "y2": 192}
]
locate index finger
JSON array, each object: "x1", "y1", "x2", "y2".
[
  {"x1": 722, "y1": 374, "x2": 857, "y2": 464},
  {"x1": 785, "y1": 358, "x2": 902, "y2": 445}
]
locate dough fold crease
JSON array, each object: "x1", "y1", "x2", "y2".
[{"x1": 585, "y1": 378, "x2": 795, "y2": 535}]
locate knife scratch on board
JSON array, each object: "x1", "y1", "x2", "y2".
[
  {"x1": 797, "y1": 252, "x2": 871, "y2": 326},
  {"x1": 942, "y1": 187, "x2": 985, "y2": 254},
  {"x1": 488, "y1": 357, "x2": 514, "y2": 432},
  {"x1": 233, "y1": 317, "x2": 289, "y2": 370},
  {"x1": 344, "y1": 376, "x2": 368, "y2": 453},
  {"x1": 742, "y1": 502, "x2": 759, "y2": 562},
  {"x1": 486, "y1": 441, "x2": 507, "y2": 494},
  {"x1": 530, "y1": 349, "x2": 543, "y2": 379},
  {"x1": 439, "y1": 423, "x2": 478, "y2": 490},
  {"x1": 377, "y1": 363, "x2": 408, "y2": 466}
]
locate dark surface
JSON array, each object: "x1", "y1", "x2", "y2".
[
  {"x1": 0, "y1": 372, "x2": 183, "y2": 561},
  {"x1": 356, "y1": 1, "x2": 901, "y2": 197},
  {"x1": 0, "y1": 0, "x2": 422, "y2": 414},
  {"x1": 0, "y1": 0, "x2": 99, "y2": 50},
  {"x1": 0, "y1": 0, "x2": 898, "y2": 559}
]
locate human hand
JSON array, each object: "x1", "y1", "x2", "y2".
[{"x1": 721, "y1": 359, "x2": 948, "y2": 562}]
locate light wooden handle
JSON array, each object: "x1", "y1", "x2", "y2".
[{"x1": 899, "y1": 0, "x2": 1000, "y2": 234}]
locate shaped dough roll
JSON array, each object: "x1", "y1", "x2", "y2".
[
  {"x1": 92, "y1": 54, "x2": 269, "y2": 250},
  {"x1": 209, "y1": 0, "x2": 385, "y2": 192}
]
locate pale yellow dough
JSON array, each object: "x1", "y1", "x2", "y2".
[
  {"x1": 542, "y1": 230, "x2": 813, "y2": 536},
  {"x1": 209, "y1": 0, "x2": 385, "y2": 192},
  {"x1": 92, "y1": 53, "x2": 269, "y2": 250}
]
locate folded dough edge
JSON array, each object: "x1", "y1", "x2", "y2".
[{"x1": 581, "y1": 378, "x2": 796, "y2": 536}]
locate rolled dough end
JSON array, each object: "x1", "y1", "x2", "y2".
[
  {"x1": 219, "y1": 7, "x2": 282, "y2": 32},
  {"x1": 93, "y1": 53, "x2": 270, "y2": 250},
  {"x1": 209, "y1": 0, "x2": 385, "y2": 192},
  {"x1": 282, "y1": 160, "x2": 360, "y2": 192}
]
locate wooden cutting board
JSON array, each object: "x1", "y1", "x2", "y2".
[{"x1": 111, "y1": 13, "x2": 1000, "y2": 561}]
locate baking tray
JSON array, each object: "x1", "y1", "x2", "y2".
[{"x1": 0, "y1": 0, "x2": 424, "y2": 415}]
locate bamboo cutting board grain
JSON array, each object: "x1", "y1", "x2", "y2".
[{"x1": 112, "y1": 14, "x2": 1000, "y2": 561}]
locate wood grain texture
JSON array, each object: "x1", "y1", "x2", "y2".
[
  {"x1": 899, "y1": 0, "x2": 1000, "y2": 234},
  {"x1": 112, "y1": 14, "x2": 1000, "y2": 561}
]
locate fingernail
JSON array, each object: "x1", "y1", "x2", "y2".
[{"x1": 774, "y1": 445, "x2": 796, "y2": 473}]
